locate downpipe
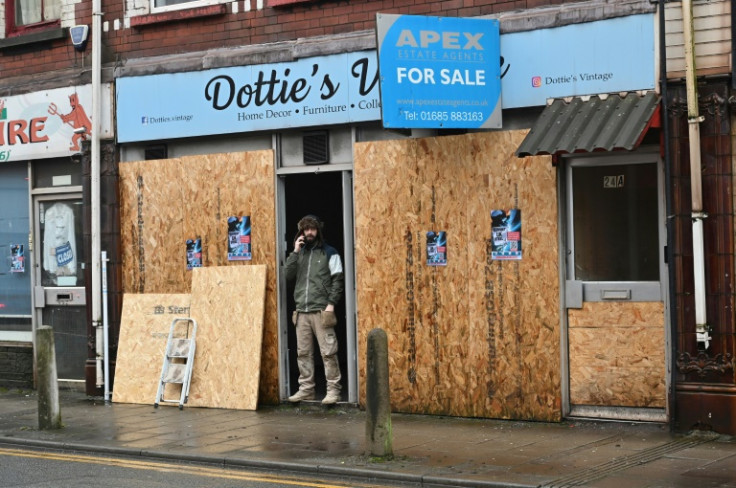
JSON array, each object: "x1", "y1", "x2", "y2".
[
  {"x1": 681, "y1": 0, "x2": 710, "y2": 349},
  {"x1": 102, "y1": 251, "x2": 110, "y2": 402},
  {"x1": 92, "y1": 0, "x2": 103, "y2": 386}
]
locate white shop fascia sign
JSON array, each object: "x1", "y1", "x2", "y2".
[{"x1": 0, "y1": 84, "x2": 113, "y2": 163}]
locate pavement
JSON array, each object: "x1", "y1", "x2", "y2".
[{"x1": 0, "y1": 388, "x2": 735, "y2": 488}]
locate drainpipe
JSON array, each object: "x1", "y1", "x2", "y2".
[
  {"x1": 92, "y1": 0, "x2": 103, "y2": 386},
  {"x1": 681, "y1": 0, "x2": 709, "y2": 349},
  {"x1": 102, "y1": 251, "x2": 110, "y2": 402},
  {"x1": 659, "y1": 0, "x2": 676, "y2": 428}
]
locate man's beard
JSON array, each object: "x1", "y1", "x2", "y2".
[{"x1": 304, "y1": 234, "x2": 316, "y2": 247}]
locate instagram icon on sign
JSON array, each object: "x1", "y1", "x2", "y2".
[{"x1": 532, "y1": 76, "x2": 542, "y2": 88}]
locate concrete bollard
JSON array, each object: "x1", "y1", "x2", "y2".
[
  {"x1": 36, "y1": 326, "x2": 62, "y2": 430},
  {"x1": 365, "y1": 328, "x2": 392, "y2": 458}
]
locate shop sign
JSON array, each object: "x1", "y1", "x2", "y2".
[
  {"x1": 500, "y1": 13, "x2": 655, "y2": 108},
  {"x1": 116, "y1": 51, "x2": 381, "y2": 143},
  {"x1": 115, "y1": 14, "x2": 654, "y2": 143},
  {"x1": 376, "y1": 14, "x2": 501, "y2": 129},
  {"x1": 0, "y1": 84, "x2": 113, "y2": 162}
]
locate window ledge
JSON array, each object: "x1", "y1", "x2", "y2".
[
  {"x1": 130, "y1": 4, "x2": 227, "y2": 27},
  {"x1": 269, "y1": 0, "x2": 315, "y2": 6},
  {"x1": 0, "y1": 27, "x2": 66, "y2": 50}
]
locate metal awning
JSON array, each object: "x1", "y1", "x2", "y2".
[{"x1": 515, "y1": 91, "x2": 660, "y2": 158}]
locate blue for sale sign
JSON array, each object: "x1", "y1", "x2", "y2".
[{"x1": 376, "y1": 14, "x2": 501, "y2": 129}]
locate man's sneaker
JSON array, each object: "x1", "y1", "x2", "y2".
[
  {"x1": 321, "y1": 391, "x2": 340, "y2": 405},
  {"x1": 288, "y1": 390, "x2": 315, "y2": 402}
]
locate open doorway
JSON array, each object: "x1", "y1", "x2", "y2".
[{"x1": 282, "y1": 171, "x2": 350, "y2": 402}]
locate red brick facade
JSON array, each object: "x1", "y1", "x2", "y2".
[{"x1": 0, "y1": 0, "x2": 573, "y2": 82}]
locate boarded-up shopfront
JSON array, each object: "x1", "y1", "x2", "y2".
[
  {"x1": 111, "y1": 11, "x2": 670, "y2": 422},
  {"x1": 114, "y1": 126, "x2": 666, "y2": 422},
  {"x1": 115, "y1": 131, "x2": 564, "y2": 419}
]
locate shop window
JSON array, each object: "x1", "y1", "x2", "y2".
[
  {"x1": 0, "y1": 162, "x2": 31, "y2": 333},
  {"x1": 5, "y1": 0, "x2": 60, "y2": 37}
]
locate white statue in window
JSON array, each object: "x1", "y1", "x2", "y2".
[{"x1": 43, "y1": 202, "x2": 77, "y2": 284}]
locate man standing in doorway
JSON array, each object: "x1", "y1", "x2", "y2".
[{"x1": 285, "y1": 215, "x2": 344, "y2": 405}]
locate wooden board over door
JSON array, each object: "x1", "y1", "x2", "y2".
[{"x1": 568, "y1": 301, "x2": 666, "y2": 408}]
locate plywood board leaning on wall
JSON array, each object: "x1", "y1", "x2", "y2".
[
  {"x1": 186, "y1": 265, "x2": 266, "y2": 410},
  {"x1": 354, "y1": 131, "x2": 560, "y2": 421},
  {"x1": 119, "y1": 151, "x2": 279, "y2": 404},
  {"x1": 568, "y1": 301, "x2": 666, "y2": 407},
  {"x1": 113, "y1": 294, "x2": 192, "y2": 405}
]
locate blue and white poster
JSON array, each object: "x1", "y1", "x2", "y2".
[
  {"x1": 377, "y1": 14, "x2": 501, "y2": 129},
  {"x1": 186, "y1": 237, "x2": 202, "y2": 270},
  {"x1": 426, "y1": 231, "x2": 447, "y2": 266},
  {"x1": 227, "y1": 216, "x2": 252, "y2": 261},
  {"x1": 10, "y1": 244, "x2": 24, "y2": 273},
  {"x1": 491, "y1": 209, "x2": 521, "y2": 260}
]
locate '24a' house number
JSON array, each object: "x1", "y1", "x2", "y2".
[{"x1": 603, "y1": 175, "x2": 625, "y2": 188}]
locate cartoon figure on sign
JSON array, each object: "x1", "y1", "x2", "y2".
[
  {"x1": 42, "y1": 203, "x2": 77, "y2": 284},
  {"x1": 48, "y1": 93, "x2": 92, "y2": 151}
]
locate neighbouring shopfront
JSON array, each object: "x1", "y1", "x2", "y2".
[{"x1": 0, "y1": 84, "x2": 113, "y2": 388}]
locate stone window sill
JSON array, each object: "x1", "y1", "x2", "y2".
[
  {"x1": 0, "y1": 26, "x2": 66, "y2": 50},
  {"x1": 130, "y1": 4, "x2": 227, "y2": 27},
  {"x1": 269, "y1": 0, "x2": 315, "y2": 7}
]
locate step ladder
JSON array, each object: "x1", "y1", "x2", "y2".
[{"x1": 154, "y1": 317, "x2": 197, "y2": 410}]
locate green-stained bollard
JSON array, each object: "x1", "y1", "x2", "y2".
[
  {"x1": 36, "y1": 326, "x2": 62, "y2": 430},
  {"x1": 365, "y1": 328, "x2": 392, "y2": 458}
]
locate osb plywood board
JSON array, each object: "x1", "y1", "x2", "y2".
[
  {"x1": 354, "y1": 131, "x2": 561, "y2": 421},
  {"x1": 187, "y1": 265, "x2": 266, "y2": 410},
  {"x1": 113, "y1": 294, "x2": 192, "y2": 405},
  {"x1": 569, "y1": 301, "x2": 665, "y2": 407},
  {"x1": 119, "y1": 159, "x2": 186, "y2": 294},
  {"x1": 119, "y1": 151, "x2": 279, "y2": 405}
]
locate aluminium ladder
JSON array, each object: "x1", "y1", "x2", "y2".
[{"x1": 154, "y1": 317, "x2": 197, "y2": 410}]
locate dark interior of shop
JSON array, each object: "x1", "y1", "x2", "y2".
[{"x1": 283, "y1": 171, "x2": 348, "y2": 402}]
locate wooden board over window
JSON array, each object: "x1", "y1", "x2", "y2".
[
  {"x1": 118, "y1": 151, "x2": 278, "y2": 405},
  {"x1": 354, "y1": 131, "x2": 561, "y2": 421}
]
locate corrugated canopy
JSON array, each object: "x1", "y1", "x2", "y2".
[{"x1": 515, "y1": 92, "x2": 660, "y2": 158}]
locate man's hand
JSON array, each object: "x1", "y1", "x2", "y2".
[
  {"x1": 325, "y1": 304, "x2": 334, "y2": 312},
  {"x1": 294, "y1": 235, "x2": 305, "y2": 252}
]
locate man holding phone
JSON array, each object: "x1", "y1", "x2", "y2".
[{"x1": 284, "y1": 215, "x2": 345, "y2": 404}]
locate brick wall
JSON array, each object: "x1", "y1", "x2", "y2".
[
  {"x1": 0, "y1": 344, "x2": 33, "y2": 389},
  {"x1": 0, "y1": 0, "x2": 576, "y2": 80}
]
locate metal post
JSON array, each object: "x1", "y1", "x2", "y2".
[
  {"x1": 92, "y1": 0, "x2": 103, "y2": 384},
  {"x1": 102, "y1": 251, "x2": 110, "y2": 402}
]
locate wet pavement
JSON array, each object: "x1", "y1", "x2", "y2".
[{"x1": 0, "y1": 387, "x2": 735, "y2": 487}]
